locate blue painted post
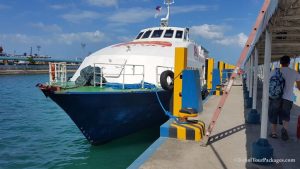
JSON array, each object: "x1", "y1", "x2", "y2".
[
  {"x1": 212, "y1": 69, "x2": 221, "y2": 91},
  {"x1": 181, "y1": 70, "x2": 203, "y2": 113}
]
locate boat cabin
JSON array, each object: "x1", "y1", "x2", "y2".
[{"x1": 134, "y1": 27, "x2": 189, "y2": 42}]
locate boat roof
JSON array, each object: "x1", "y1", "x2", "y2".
[{"x1": 139, "y1": 27, "x2": 188, "y2": 32}]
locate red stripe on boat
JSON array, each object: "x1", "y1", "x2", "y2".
[{"x1": 113, "y1": 41, "x2": 172, "y2": 47}]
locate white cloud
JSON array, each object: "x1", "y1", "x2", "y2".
[
  {"x1": 216, "y1": 33, "x2": 247, "y2": 47},
  {"x1": 0, "y1": 30, "x2": 105, "y2": 46},
  {"x1": 237, "y1": 33, "x2": 248, "y2": 47},
  {"x1": 58, "y1": 30, "x2": 105, "y2": 45},
  {"x1": 30, "y1": 22, "x2": 62, "y2": 33},
  {"x1": 0, "y1": 34, "x2": 31, "y2": 44},
  {"x1": 191, "y1": 24, "x2": 229, "y2": 39},
  {"x1": 50, "y1": 3, "x2": 76, "y2": 10},
  {"x1": 50, "y1": 4, "x2": 66, "y2": 10},
  {"x1": 62, "y1": 11, "x2": 101, "y2": 23},
  {"x1": 191, "y1": 24, "x2": 248, "y2": 47},
  {"x1": 107, "y1": 5, "x2": 215, "y2": 25},
  {"x1": 87, "y1": 0, "x2": 118, "y2": 7},
  {"x1": 172, "y1": 5, "x2": 216, "y2": 14},
  {"x1": 108, "y1": 7, "x2": 153, "y2": 24}
]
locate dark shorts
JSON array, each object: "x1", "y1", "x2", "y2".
[{"x1": 268, "y1": 98, "x2": 293, "y2": 124}]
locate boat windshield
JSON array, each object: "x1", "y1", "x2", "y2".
[
  {"x1": 136, "y1": 32, "x2": 144, "y2": 39},
  {"x1": 175, "y1": 30, "x2": 183, "y2": 39},
  {"x1": 164, "y1": 30, "x2": 174, "y2": 38},
  {"x1": 151, "y1": 30, "x2": 164, "y2": 38},
  {"x1": 141, "y1": 30, "x2": 152, "y2": 39}
]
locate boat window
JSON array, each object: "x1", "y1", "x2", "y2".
[
  {"x1": 164, "y1": 30, "x2": 174, "y2": 38},
  {"x1": 136, "y1": 32, "x2": 144, "y2": 39},
  {"x1": 175, "y1": 30, "x2": 183, "y2": 39},
  {"x1": 184, "y1": 31, "x2": 187, "y2": 40},
  {"x1": 151, "y1": 30, "x2": 164, "y2": 38},
  {"x1": 141, "y1": 30, "x2": 152, "y2": 39}
]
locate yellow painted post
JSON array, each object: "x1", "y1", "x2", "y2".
[
  {"x1": 295, "y1": 62, "x2": 299, "y2": 72},
  {"x1": 218, "y1": 61, "x2": 224, "y2": 84},
  {"x1": 206, "y1": 58, "x2": 214, "y2": 91},
  {"x1": 173, "y1": 48, "x2": 187, "y2": 117}
]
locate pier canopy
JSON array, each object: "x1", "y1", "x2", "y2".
[{"x1": 246, "y1": 0, "x2": 300, "y2": 64}]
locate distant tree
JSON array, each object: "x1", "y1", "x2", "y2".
[
  {"x1": 0, "y1": 46, "x2": 3, "y2": 54},
  {"x1": 27, "y1": 57, "x2": 35, "y2": 64}
]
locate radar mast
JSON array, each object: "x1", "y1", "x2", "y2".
[{"x1": 160, "y1": 0, "x2": 174, "y2": 27}]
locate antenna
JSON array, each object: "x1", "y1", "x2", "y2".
[
  {"x1": 81, "y1": 42, "x2": 86, "y2": 58},
  {"x1": 160, "y1": 0, "x2": 174, "y2": 27},
  {"x1": 37, "y1": 45, "x2": 41, "y2": 55},
  {"x1": 164, "y1": 0, "x2": 174, "y2": 5}
]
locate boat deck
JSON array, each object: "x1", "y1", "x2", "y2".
[{"x1": 129, "y1": 78, "x2": 300, "y2": 169}]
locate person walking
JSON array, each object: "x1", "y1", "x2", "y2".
[{"x1": 269, "y1": 55, "x2": 300, "y2": 141}]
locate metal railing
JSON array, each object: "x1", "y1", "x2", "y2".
[
  {"x1": 49, "y1": 62, "x2": 67, "y2": 86},
  {"x1": 93, "y1": 62, "x2": 145, "y2": 89}
]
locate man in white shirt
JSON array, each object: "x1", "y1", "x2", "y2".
[{"x1": 269, "y1": 55, "x2": 300, "y2": 141}]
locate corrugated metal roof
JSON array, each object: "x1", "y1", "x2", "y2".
[{"x1": 245, "y1": 0, "x2": 300, "y2": 65}]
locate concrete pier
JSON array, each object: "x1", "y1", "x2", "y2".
[{"x1": 130, "y1": 78, "x2": 300, "y2": 169}]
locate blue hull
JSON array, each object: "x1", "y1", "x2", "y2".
[{"x1": 47, "y1": 90, "x2": 171, "y2": 145}]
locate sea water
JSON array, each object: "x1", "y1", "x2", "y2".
[{"x1": 0, "y1": 74, "x2": 159, "y2": 169}]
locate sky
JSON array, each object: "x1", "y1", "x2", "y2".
[{"x1": 0, "y1": 0, "x2": 264, "y2": 64}]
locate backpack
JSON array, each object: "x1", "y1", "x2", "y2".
[{"x1": 269, "y1": 68, "x2": 285, "y2": 99}]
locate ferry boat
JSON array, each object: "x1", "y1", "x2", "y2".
[{"x1": 38, "y1": 0, "x2": 208, "y2": 145}]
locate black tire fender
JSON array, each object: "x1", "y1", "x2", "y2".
[{"x1": 160, "y1": 70, "x2": 174, "y2": 91}]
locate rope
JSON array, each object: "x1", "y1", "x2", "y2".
[
  {"x1": 154, "y1": 69, "x2": 211, "y2": 124},
  {"x1": 154, "y1": 88, "x2": 188, "y2": 124}
]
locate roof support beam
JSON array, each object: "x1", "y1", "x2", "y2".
[
  {"x1": 279, "y1": 15, "x2": 300, "y2": 20},
  {"x1": 272, "y1": 26, "x2": 300, "y2": 31}
]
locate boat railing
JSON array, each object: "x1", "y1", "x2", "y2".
[
  {"x1": 49, "y1": 62, "x2": 67, "y2": 86},
  {"x1": 156, "y1": 66, "x2": 174, "y2": 86},
  {"x1": 93, "y1": 63, "x2": 145, "y2": 89}
]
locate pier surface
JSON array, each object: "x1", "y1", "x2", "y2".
[{"x1": 134, "y1": 78, "x2": 300, "y2": 169}]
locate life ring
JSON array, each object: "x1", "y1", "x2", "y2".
[
  {"x1": 50, "y1": 63, "x2": 55, "y2": 81},
  {"x1": 160, "y1": 70, "x2": 174, "y2": 91}
]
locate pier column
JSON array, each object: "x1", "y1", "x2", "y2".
[
  {"x1": 246, "y1": 60, "x2": 250, "y2": 91},
  {"x1": 251, "y1": 29, "x2": 273, "y2": 163},
  {"x1": 246, "y1": 53, "x2": 254, "y2": 108},
  {"x1": 247, "y1": 48, "x2": 260, "y2": 123},
  {"x1": 252, "y1": 48, "x2": 259, "y2": 110},
  {"x1": 244, "y1": 60, "x2": 250, "y2": 99},
  {"x1": 260, "y1": 29, "x2": 271, "y2": 139},
  {"x1": 249, "y1": 54, "x2": 253, "y2": 98}
]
